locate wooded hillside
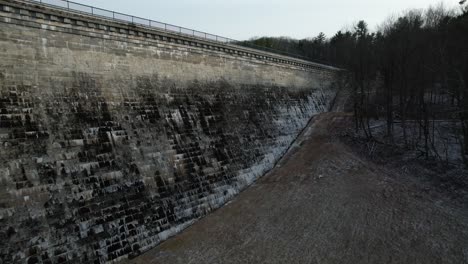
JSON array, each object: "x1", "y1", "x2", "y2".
[{"x1": 244, "y1": 4, "x2": 468, "y2": 166}]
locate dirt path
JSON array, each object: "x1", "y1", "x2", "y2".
[{"x1": 125, "y1": 113, "x2": 468, "y2": 264}]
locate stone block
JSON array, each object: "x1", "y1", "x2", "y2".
[
  {"x1": 35, "y1": 12, "x2": 45, "y2": 19},
  {"x1": 19, "y1": 9, "x2": 30, "y2": 16},
  {"x1": 2, "y1": 6, "x2": 12, "y2": 12}
]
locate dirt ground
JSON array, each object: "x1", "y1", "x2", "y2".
[{"x1": 124, "y1": 112, "x2": 468, "y2": 264}]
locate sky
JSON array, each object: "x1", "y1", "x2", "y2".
[{"x1": 73, "y1": 0, "x2": 459, "y2": 40}]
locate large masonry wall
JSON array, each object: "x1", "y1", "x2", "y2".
[{"x1": 0, "y1": 1, "x2": 340, "y2": 263}]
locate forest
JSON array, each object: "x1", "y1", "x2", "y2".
[{"x1": 243, "y1": 3, "x2": 468, "y2": 169}]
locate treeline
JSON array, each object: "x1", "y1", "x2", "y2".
[
  {"x1": 244, "y1": 4, "x2": 468, "y2": 165},
  {"x1": 239, "y1": 33, "x2": 330, "y2": 64}
]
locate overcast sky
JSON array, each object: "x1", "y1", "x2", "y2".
[{"x1": 74, "y1": 0, "x2": 458, "y2": 40}]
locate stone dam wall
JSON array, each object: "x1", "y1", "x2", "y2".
[{"x1": 0, "y1": 1, "x2": 341, "y2": 263}]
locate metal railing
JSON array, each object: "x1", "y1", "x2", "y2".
[{"x1": 24, "y1": 0, "x2": 325, "y2": 64}]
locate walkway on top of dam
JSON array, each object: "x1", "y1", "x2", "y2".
[{"x1": 123, "y1": 112, "x2": 468, "y2": 264}]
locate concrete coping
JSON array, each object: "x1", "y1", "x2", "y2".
[{"x1": 0, "y1": 0, "x2": 342, "y2": 73}]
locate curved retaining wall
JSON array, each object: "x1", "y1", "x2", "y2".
[{"x1": 0, "y1": 1, "x2": 341, "y2": 263}]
